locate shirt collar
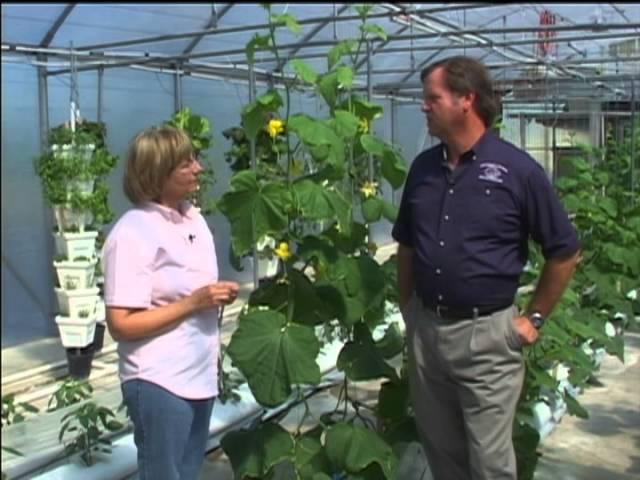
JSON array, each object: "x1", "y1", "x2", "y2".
[
  {"x1": 440, "y1": 130, "x2": 496, "y2": 166},
  {"x1": 143, "y1": 201, "x2": 198, "y2": 223}
]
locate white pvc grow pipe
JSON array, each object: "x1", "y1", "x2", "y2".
[{"x1": 10, "y1": 333, "x2": 352, "y2": 480}]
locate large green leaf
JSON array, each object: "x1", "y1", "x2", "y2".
[
  {"x1": 256, "y1": 90, "x2": 284, "y2": 109},
  {"x1": 337, "y1": 323, "x2": 398, "y2": 382},
  {"x1": 295, "y1": 427, "x2": 333, "y2": 480},
  {"x1": 293, "y1": 180, "x2": 350, "y2": 225},
  {"x1": 325, "y1": 422, "x2": 397, "y2": 479},
  {"x1": 334, "y1": 110, "x2": 360, "y2": 138},
  {"x1": 317, "y1": 72, "x2": 339, "y2": 109},
  {"x1": 250, "y1": 270, "x2": 340, "y2": 326},
  {"x1": 381, "y1": 200, "x2": 399, "y2": 223},
  {"x1": 376, "y1": 322, "x2": 404, "y2": 359},
  {"x1": 599, "y1": 197, "x2": 618, "y2": 217},
  {"x1": 563, "y1": 389, "x2": 589, "y2": 419},
  {"x1": 324, "y1": 256, "x2": 386, "y2": 326},
  {"x1": 246, "y1": 33, "x2": 272, "y2": 64},
  {"x1": 217, "y1": 171, "x2": 291, "y2": 257},
  {"x1": 381, "y1": 148, "x2": 407, "y2": 189},
  {"x1": 361, "y1": 24, "x2": 388, "y2": 41},
  {"x1": 378, "y1": 379, "x2": 410, "y2": 422},
  {"x1": 336, "y1": 66, "x2": 354, "y2": 89},
  {"x1": 227, "y1": 309, "x2": 321, "y2": 407},
  {"x1": 271, "y1": 13, "x2": 301, "y2": 34},
  {"x1": 323, "y1": 222, "x2": 368, "y2": 255},
  {"x1": 221, "y1": 422, "x2": 294, "y2": 479},
  {"x1": 241, "y1": 90, "x2": 283, "y2": 141},
  {"x1": 513, "y1": 421, "x2": 541, "y2": 480},
  {"x1": 291, "y1": 59, "x2": 319, "y2": 84},
  {"x1": 360, "y1": 134, "x2": 385, "y2": 156},
  {"x1": 343, "y1": 96, "x2": 384, "y2": 122},
  {"x1": 288, "y1": 115, "x2": 345, "y2": 170},
  {"x1": 328, "y1": 40, "x2": 357, "y2": 70},
  {"x1": 297, "y1": 235, "x2": 340, "y2": 268}
]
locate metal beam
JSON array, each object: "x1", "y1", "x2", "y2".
[
  {"x1": 40, "y1": 4, "x2": 76, "y2": 47},
  {"x1": 371, "y1": 55, "x2": 640, "y2": 74},
  {"x1": 250, "y1": 31, "x2": 640, "y2": 65},
  {"x1": 73, "y1": 4, "x2": 531, "y2": 52},
  {"x1": 374, "y1": 74, "x2": 640, "y2": 92},
  {"x1": 97, "y1": 66, "x2": 103, "y2": 123},
  {"x1": 276, "y1": 4, "x2": 350, "y2": 72},
  {"x1": 10, "y1": 30, "x2": 637, "y2": 73},
  {"x1": 43, "y1": 22, "x2": 640, "y2": 77},
  {"x1": 182, "y1": 3, "x2": 234, "y2": 56}
]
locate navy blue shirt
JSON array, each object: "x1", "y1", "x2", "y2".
[{"x1": 392, "y1": 131, "x2": 580, "y2": 310}]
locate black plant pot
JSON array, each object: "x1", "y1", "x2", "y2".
[
  {"x1": 93, "y1": 322, "x2": 106, "y2": 352},
  {"x1": 66, "y1": 345, "x2": 94, "y2": 379}
]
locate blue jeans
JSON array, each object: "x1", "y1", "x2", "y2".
[{"x1": 121, "y1": 380, "x2": 215, "y2": 480}]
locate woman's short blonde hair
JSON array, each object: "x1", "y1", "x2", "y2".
[{"x1": 123, "y1": 126, "x2": 194, "y2": 204}]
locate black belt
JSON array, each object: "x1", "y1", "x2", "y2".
[{"x1": 422, "y1": 300, "x2": 512, "y2": 320}]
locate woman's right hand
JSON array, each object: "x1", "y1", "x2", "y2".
[{"x1": 188, "y1": 281, "x2": 240, "y2": 312}]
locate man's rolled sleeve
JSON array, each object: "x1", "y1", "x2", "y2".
[
  {"x1": 392, "y1": 180, "x2": 414, "y2": 247},
  {"x1": 525, "y1": 165, "x2": 581, "y2": 259}
]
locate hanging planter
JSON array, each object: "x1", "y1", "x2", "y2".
[
  {"x1": 54, "y1": 230, "x2": 99, "y2": 260},
  {"x1": 65, "y1": 178, "x2": 96, "y2": 198},
  {"x1": 65, "y1": 345, "x2": 95, "y2": 379},
  {"x1": 55, "y1": 286, "x2": 100, "y2": 318},
  {"x1": 55, "y1": 315, "x2": 97, "y2": 349},
  {"x1": 53, "y1": 205, "x2": 93, "y2": 233},
  {"x1": 53, "y1": 257, "x2": 98, "y2": 290}
]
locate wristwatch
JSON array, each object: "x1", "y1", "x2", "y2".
[{"x1": 528, "y1": 312, "x2": 545, "y2": 330}]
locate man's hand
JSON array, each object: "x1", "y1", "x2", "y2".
[{"x1": 512, "y1": 315, "x2": 540, "y2": 346}]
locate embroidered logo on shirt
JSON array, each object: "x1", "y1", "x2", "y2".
[{"x1": 478, "y1": 162, "x2": 508, "y2": 184}]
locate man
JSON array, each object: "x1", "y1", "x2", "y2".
[{"x1": 392, "y1": 56, "x2": 580, "y2": 480}]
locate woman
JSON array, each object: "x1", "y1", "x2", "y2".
[{"x1": 102, "y1": 126, "x2": 239, "y2": 480}]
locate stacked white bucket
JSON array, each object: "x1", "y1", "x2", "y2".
[{"x1": 51, "y1": 142, "x2": 104, "y2": 348}]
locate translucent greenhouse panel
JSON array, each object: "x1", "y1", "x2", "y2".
[
  {"x1": 1, "y1": 63, "x2": 58, "y2": 347},
  {"x1": 51, "y1": 4, "x2": 214, "y2": 55},
  {"x1": 1, "y1": 4, "x2": 68, "y2": 45}
]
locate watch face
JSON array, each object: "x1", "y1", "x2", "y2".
[{"x1": 531, "y1": 314, "x2": 544, "y2": 329}]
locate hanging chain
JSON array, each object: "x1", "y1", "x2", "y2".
[
  {"x1": 409, "y1": 9, "x2": 415, "y2": 71},
  {"x1": 69, "y1": 41, "x2": 81, "y2": 132}
]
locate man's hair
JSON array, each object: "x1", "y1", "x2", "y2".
[
  {"x1": 123, "y1": 126, "x2": 194, "y2": 204},
  {"x1": 420, "y1": 56, "x2": 498, "y2": 128}
]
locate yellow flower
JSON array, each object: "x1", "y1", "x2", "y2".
[
  {"x1": 358, "y1": 118, "x2": 369, "y2": 134},
  {"x1": 267, "y1": 119, "x2": 285, "y2": 138},
  {"x1": 274, "y1": 242, "x2": 291, "y2": 261},
  {"x1": 360, "y1": 181, "x2": 378, "y2": 198}
]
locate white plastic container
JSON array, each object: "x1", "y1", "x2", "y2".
[
  {"x1": 53, "y1": 230, "x2": 98, "y2": 260},
  {"x1": 55, "y1": 315, "x2": 96, "y2": 348},
  {"x1": 55, "y1": 287, "x2": 100, "y2": 318},
  {"x1": 54, "y1": 258, "x2": 98, "y2": 290}
]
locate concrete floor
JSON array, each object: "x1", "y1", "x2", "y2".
[
  {"x1": 533, "y1": 332, "x2": 640, "y2": 480},
  {"x1": 198, "y1": 332, "x2": 640, "y2": 480}
]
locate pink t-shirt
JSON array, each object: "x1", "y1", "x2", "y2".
[{"x1": 102, "y1": 201, "x2": 219, "y2": 399}]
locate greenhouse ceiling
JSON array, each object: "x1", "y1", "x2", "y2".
[{"x1": 2, "y1": 3, "x2": 640, "y2": 102}]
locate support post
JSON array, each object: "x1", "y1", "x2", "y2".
[
  {"x1": 97, "y1": 66, "x2": 104, "y2": 123},
  {"x1": 248, "y1": 63, "x2": 259, "y2": 289}
]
